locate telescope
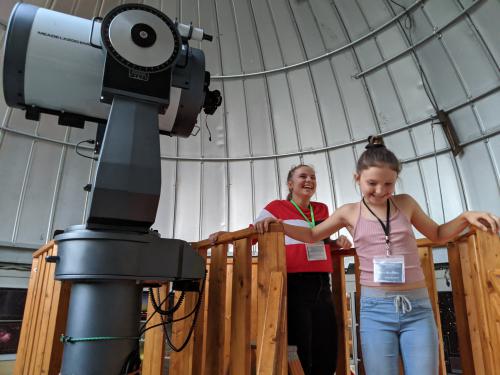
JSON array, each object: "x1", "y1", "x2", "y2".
[{"x1": 3, "y1": 3, "x2": 222, "y2": 374}]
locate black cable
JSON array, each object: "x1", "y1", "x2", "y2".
[
  {"x1": 75, "y1": 139, "x2": 98, "y2": 161},
  {"x1": 141, "y1": 273, "x2": 207, "y2": 352},
  {"x1": 387, "y1": 0, "x2": 440, "y2": 112},
  {"x1": 139, "y1": 291, "x2": 170, "y2": 334},
  {"x1": 205, "y1": 114, "x2": 212, "y2": 141},
  {"x1": 148, "y1": 287, "x2": 185, "y2": 316}
]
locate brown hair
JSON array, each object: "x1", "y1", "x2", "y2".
[
  {"x1": 356, "y1": 135, "x2": 401, "y2": 174},
  {"x1": 286, "y1": 164, "x2": 315, "y2": 201}
]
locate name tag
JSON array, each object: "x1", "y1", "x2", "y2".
[
  {"x1": 306, "y1": 243, "x2": 327, "y2": 261},
  {"x1": 373, "y1": 255, "x2": 405, "y2": 283}
]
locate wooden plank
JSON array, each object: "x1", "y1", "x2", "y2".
[
  {"x1": 13, "y1": 256, "x2": 40, "y2": 375},
  {"x1": 25, "y1": 244, "x2": 51, "y2": 375},
  {"x1": 257, "y1": 232, "x2": 288, "y2": 374},
  {"x1": 256, "y1": 271, "x2": 284, "y2": 375},
  {"x1": 223, "y1": 260, "x2": 233, "y2": 375},
  {"x1": 204, "y1": 244, "x2": 228, "y2": 375},
  {"x1": 467, "y1": 234, "x2": 494, "y2": 374},
  {"x1": 458, "y1": 238, "x2": 486, "y2": 374},
  {"x1": 251, "y1": 259, "x2": 258, "y2": 344},
  {"x1": 354, "y1": 256, "x2": 365, "y2": 375},
  {"x1": 446, "y1": 242, "x2": 475, "y2": 375},
  {"x1": 418, "y1": 246, "x2": 447, "y2": 375},
  {"x1": 170, "y1": 291, "x2": 190, "y2": 375},
  {"x1": 275, "y1": 232, "x2": 287, "y2": 375},
  {"x1": 191, "y1": 249, "x2": 208, "y2": 375},
  {"x1": 142, "y1": 284, "x2": 169, "y2": 375},
  {"x1": 33, "y1": 245, "x2": 58, "y2": 375},
  {"x1": 41, "y1": 243, "x2": 70, "y2": 375},
  {"x1": 229, "y1": 238, "x2": 252, "y2": 375},
  {"x1": 331, "y1": 253, "x2": 349, "y2": 375},
  {"x1": 470, "y1": 230, "x2": 500, "y2": 374},
  {"x1": 47, "y1": 279, "x2": 70, "y2": 375}
]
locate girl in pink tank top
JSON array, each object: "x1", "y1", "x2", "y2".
[{"x1": 255, "y1": 135, "x2": 499, "y2": 375}]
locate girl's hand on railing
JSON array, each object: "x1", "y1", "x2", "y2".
[
  {"x1": 464, "y1": 211, "x2": 500, "y2": 233},
  {"x1": 334, "y1": 235, "x2": 352, "y2": 249},
  {"x1": 209, "y1": 231, "x2": 227, "y2": 245},
  {"x1": 254, "y1": 217, "x2": 282, "y2": 234}
]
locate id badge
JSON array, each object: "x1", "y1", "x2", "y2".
[
  {"x1": 373, "y1": 255, "x2": 405, "y2": 283},
  {"x1": 306, "y1": 243, "x2": 327, "y2": 261}
]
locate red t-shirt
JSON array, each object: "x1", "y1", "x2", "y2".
[{"x1": 254, "y1": 200, "x2": 333, "y2": 273}]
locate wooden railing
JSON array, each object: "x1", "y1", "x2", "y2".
[
  {"x1": 13, "y1": 226, "x2": 500, "y2": 375},
  {"x1": 161, "y1": 225, "x2": 289, "y2": 375}
]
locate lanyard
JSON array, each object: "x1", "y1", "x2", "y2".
[
  {"x1": 290, "y1": 200, "x2": 315, "y2": 228},
  {"x1": 362, "y1": 198, "x2": 391, "y2": 255}
]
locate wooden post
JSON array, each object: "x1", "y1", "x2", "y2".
[
  {"x1": 446, "y1": 242, "x2": 475, "y2": 375},
  {"x1": 330, "y1": 249, "x2": 355, "y2": 375},
  {"x1": 229, "y1": 238, "x2": 252, "y2": 375},
  {"x1": 257, "y1": 226, "x2": 287, "y2": 375},
  {"x1": 191, "y1": 249, "x2": 208, "y2": 375},
  {"x1": 457, "y1": 237, "x2": 486, "y2": 374},
  {"x1": 465, "y1": 231, "x2": 500, "y2": 374},
  {"x1": 256, "y1": 271, "x2": 284, "y2": 375},
  {"x1": 204, "y1": 244, "x2": 228, "y2": 375}
]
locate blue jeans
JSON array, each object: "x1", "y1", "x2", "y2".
[{"x1": 360, "y1": 287, "x2": 439, "y2": 375}]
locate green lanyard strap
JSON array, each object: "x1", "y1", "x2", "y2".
[{"x1": 290, "y1": 200, "x2": 315, "y2": 228}]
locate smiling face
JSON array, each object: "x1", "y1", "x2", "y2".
[
  {"x1": 355, "y1": 164, "x2": 398, "y2": 206},
  {"x1": 288, "y1": 166, "x2": 317, "y2": 201}
]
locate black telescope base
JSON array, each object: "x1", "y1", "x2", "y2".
[
  {"x1": 54, "y1": 225, "x2": 205, "y2": 374},
  {"x1": 60, "y1": 281, "x2": 142, "y2": 375}
]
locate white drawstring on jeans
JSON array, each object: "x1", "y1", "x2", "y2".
[{"x1": 394, "y1": 295, "x2": 412, "y2": 314}]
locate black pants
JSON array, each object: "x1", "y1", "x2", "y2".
[{"x1": 287, "y1": 272, "x2": 338, "y2": 375}]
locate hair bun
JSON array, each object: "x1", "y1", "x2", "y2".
[
  {"x1": 366, "y1": 135, "x2": 385, "y2": 150},
  {"x1": 365, "y1": 143, "x2": 385, "y2": 150}
]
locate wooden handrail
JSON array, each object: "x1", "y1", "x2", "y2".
[{"x1": 192, "y1": 223, "x2": 284, "y2": 249}]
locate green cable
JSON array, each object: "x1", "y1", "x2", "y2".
[{"x1": 60, "y1": 334, "x2": 139, "y2": 344}]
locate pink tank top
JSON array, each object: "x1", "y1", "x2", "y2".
[{"x1": 353, "y1": 200, "x2": 425, "y2": 286}]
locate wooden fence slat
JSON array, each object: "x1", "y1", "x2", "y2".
[
  {"x1": 229, "y1": 238, "x2": 252, "y2": 375},
  {"x1": 33, "y1": 245, "x2": 58, "y2": 375},
  {"x1": 41, "y1": 244, "x2": 69, "y2": 375},
  {"x1": 191, "y1": 250, "x2": 208, "y2": 375},
  {"x1": 257, "y1": 230, "x2": 287, "y2": 375},
  {"x1": 204, "y1": 244, "x2": 228, "y2": 375},
  {"x1": 354, "y1": 257, "x2": 365, "y2": 375},
  {"x1": 223, "y1": 260, "x2": 233, "y2": 374},
  {"x1": 275, "y1": 232, "x2": 288, "y2": 375},
  {"x1": 458, "y1": 238, "x2": 486, "y2": 374},
  {"x1": 256, "y1": 271, "x2": 284, "y2": 375},
  {"x1": 418, "y1": 246, "x2": 447, "y2": 375},
  {"x1": 447, "y1": 242, "x2": 475, "y2": 375},
  {"x1": 470, "y1": 231, "x2": 500, "y2": 374},
  {"x1": 170, "y1": 290, "x2": 189, "y2": 374},
  {"x1": 26, "y1": 244, "x2": 51, "y2": 375},
  {"x1": 142, "y1": 284, "x2": 169, "y2": 375},
  {"x1": 331, "y1": 253, "x2": 349, "y2": 375},
  {"x1": 13, "y1": 256, "x2": 40, "y2": 375}
]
